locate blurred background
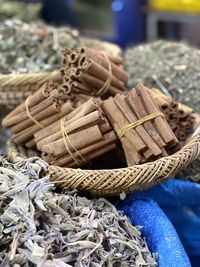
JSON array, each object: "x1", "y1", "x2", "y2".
[{"x1": 2, "y1": 0, "x2": 200, "y2": 48}]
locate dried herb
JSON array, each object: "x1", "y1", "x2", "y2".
[
  {"x1": 125, "y1": 40, "x2": 200, "y2": 113},
  {"x1": 0, "y1": 19, "x2": 79, "y2": 74},
  {"x1": 0, "y1": 0, "x2": 41, "y2": 22},
  {"x1": 0, "y1": 19, "x2": 120, "y2": 75},
  {"x1": 0, "y1": 156, "x2": 157, "y2": 266}
]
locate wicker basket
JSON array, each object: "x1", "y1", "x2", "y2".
[
  {"x1": 7, "y1": 123, "x2": 200, "y2": 196},
  {"x1": 0, "y1": 71, "x2": 61, "y2": 109},
  {"x1": 0, "y1": 39, "x2": 121, "y2": 109}
]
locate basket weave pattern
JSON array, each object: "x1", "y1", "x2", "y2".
[
  {"x1": 0, "y1": 71, "x2": 61, "y2": 107},
  {"x1": 7, "y1": 125, "x2": 200, "y2": 196}
]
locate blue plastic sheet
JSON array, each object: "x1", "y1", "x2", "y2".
[
  {"x1": 119, "y1": 197, "x2": 191, "y2": 267},
  {"x1": 133, "y1": 179, "x2": 200, "y2": 267}
]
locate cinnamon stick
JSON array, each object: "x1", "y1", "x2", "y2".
[
  {"x1": 102, "y1": 97, "x2": 146, "y2": 152},
  {"x1": 136, "y1": 84, "x2": 178, "y2": 144},
  {"x1": 80, "y1": 48, "x2": 128, "y2": 84},
  {"x1": 127, "y1": 89, "x2": 166, "y2": 149},
  {"x1": 41, "y1": 124, "x2": 103, "y2": 159},
  {"x1": 3, "y1": 93, "x2": 59, "y2": 128},
  {"x1": 34, "y1": 101, "x2": 74, "y2": 143},
  {"x1": 11, "y1": 102, "x2": 60, "y2": 134},
  {"x1": 52, "y1": 131, "x2": 117, "y2": 166},
  {"x1": 78, "y1": 72, "x2": 123, "y2": 96},
  {"x1": 85, "y1": 59, "x2": 125, "y2": 90},
  {"x1": 114, "y1": 94, "x2": 162, "y2": 157},
  {"x1": 36, "y1": 110, "x2": 104, "y2": 150},
  {"x1": 5, "y1": 82, "x2": 55, "y2": 119},
  {"x1": 13, "y1": 101, "x2": 73, "y2": 145}
]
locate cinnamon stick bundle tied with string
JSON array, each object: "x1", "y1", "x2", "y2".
[
  {"x1": 60, "y1": 47, "x2": 128, "y2": 103},
  {"x1": 102, "y1": 83, "x2": 178, "y2": 166},
  {"x1": 2, "y1": 82, "x2": 74, "y2": 148},
  {"x1": 149, "y1": 88, "x2": 195, "y2": 141},
  {"x1": 37, "y1": 98, "x2": 118, "y2": 167}
]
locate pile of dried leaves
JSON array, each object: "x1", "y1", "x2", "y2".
[
  {"x1": 0, "y1": 0, "x2": 41, "y2": 22},
  {"x1": 0, "y1": 156, "x2": 157, "y2": 266},
  {"x1": 0, "y1": 19, "x2": 78, "y2": 74},
  {"x1": 125, "y1": 40, "x2": 200, "y2": 113},
  {"x1": 0, "y1": 19, "x2": 120, "y2": 75}
]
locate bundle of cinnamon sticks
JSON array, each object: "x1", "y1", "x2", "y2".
[
  {"x1": 2, "y1": 82, "x2": 74, "y2": 148},
  {"x1": 60, "y1": 47, "x2": 128, "y2": 103},
  {"x1": 149, "y1": 88, "x2": 195, "y2": 141},
  {"x1": 102, "y1": 84, "x2": 178, "y2": 166},
  {"x1": 36, "y1": 98, "x2": 118, "y2": 167}
]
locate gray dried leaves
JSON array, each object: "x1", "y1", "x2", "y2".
[
  {"x1": 0, "y1": 156, "x2": 157, "y2": 267},
  {"x1": 125, "y1": 40, "x2": 200, "y2": 113},
  {"x1": 0, "y1": 19, "x2": 78, "y2": 74}
]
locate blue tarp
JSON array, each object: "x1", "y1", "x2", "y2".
[
  {"x1": 119, "y1": 197, "x2": 191, "y2": 267},
  {"x1": 133, "y1": 179, "x2": 200, "y2": 267}
]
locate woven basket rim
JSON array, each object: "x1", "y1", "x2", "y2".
[
  {"x1": 0, "y1": 70, "x2": 61, "y2": 88},
  {"x1": 7, "y1": 122, "x2": 200, "y2": 196}
]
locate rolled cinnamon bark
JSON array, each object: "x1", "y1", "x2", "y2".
[
  {"x1": 34, "y1": 101, "x2": 74, "y2": 143},
  {"x1": 13, "y1": 101, "x2": 73, "y2": 145},
  {"x1": 52, "y1": 131, "x2": 117, "y2": 166},
  {"x1": 170, "y1": 101, "x2": 178, "y2": 112},
  {"x1": 107, "y1": 55, "x2": 123, "y2": 65},
  {"x1": 98, "y1": 120, "x2": 112, "y2": 134},
  {"x1": 85, "y1": 59, "x2": 125, "y2": 90},
  {"x1": 114, "y1": 94, "x2": 162, "y2": 157},
  {"x1": 136, "y1": 84, "x2": 178, "y2": 145},
  {"x1": 122, "y1": 138, "x2": 141, "y2": 166},
  {"x1": 3, "y1": 96, "x2": 58, "y2": 128},
  {"x1": 35, "y1": 98, "x2": 100, "y2": 141},
  {"x1": 127, "y1": 89, "x2": 166, "y2": 149},
  {"x1": 41, "y1": 124, "x2": 103, "y2": 159},
  {"x1": 36, "y1": 110, "x2": 105, "y2": 150},
  {"x1": 66, "y1": 143, "x2": 117, "y2": 168},
  {"x1": 178, "y1": 130, "x2": 187, "y2": 141},
  {"x1": 78, "y1": 72, "x2": 123, "y2": 96},
  {"x1": 11, "y1": 102, "x2": 60, "y2": 134},
  {"x1": 80, "y1": 48, "x2": 128, "y2": 84},
  {"x1": 73, "y1": 94, "x2": 91, "y2": 104},
  {"x1": 102, "y1": 97, "x2": 146, "y2": 153},
  {"x1": 5, "y1": 82, "x2": 55, "y2": 120},
  {"x1": 168, "y1": 112, "x2": 178, "y2": 124},
  {"x1": 25, "y1": 138, "x2": 36, "y2": 149},
  {"x1": 178, "y1": 109, "x2": 187, "y2": 119}
]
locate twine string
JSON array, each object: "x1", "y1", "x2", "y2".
[
  {"x1": 119, "y1": 112, "x2": 164, "y2": 138},
  {"x1": 60, "y1": 117, "x2": 87, "y2": 165},
  {"x1": 25, "y1": 97, "x2": 44, "y2": 128},
  {"x1": 96, "y1": 52, "x2": 112, "y2": 96}
]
